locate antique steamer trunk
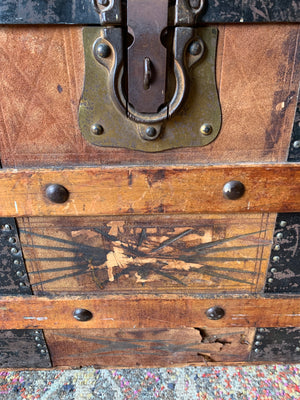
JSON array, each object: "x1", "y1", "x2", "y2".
[{"x1": 0, "y1": 0, "x2": 299, "y2": 368}]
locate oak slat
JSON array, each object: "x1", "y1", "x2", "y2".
[
  {"x1": 0, "y1": 164, "x2": 298, "y2": 216},
  {"x1": 2, "y1": 295, "x2": 300, "y2": 330},
  {"x1": 45, "y1": 327, "x2": 254, "y2": 367}
]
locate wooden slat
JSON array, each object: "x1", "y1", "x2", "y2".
[
  {"x1": 2, "y1": 295, "x2": 300, "y2": 330},
  {"x1": 45, "y1": 327, "x2": 254, "y2": 367},
  {"x1": 0, "y1": 164, "x2": 299, "y2": 216}
]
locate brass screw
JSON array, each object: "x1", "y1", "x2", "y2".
[
  {"x1": 145, "y1": 127, "x2": 157, "y2": 138},
  {"x1": 95, "y1": 43, "x2": 111, "y2": 58},
  {"x1": 91, "y1": 123, "x2": 104, "y2": 135},
  {"x1": 272, "y1": 256, "x2": 279, "y2": 262},
  {"x1": 280, "y1": 221, "x2": 287, "y2": 227},
  {"x1": 200, "y1": 123, "x2": 213, "y2": 135},
  {"x1": 276, "y1": 233, "x2": 283, "y2": 240},
  {"x1": 274, "y1": 244, "x2": 280, "y2": 251},
  {"x1": 189, "y1": 40, "x2": 204, "y2": 56}
]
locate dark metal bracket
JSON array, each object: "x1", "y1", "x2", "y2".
[
  {"x1": 264, "y1": 87, "x2": 300, "y2": 293},
  {"x1": 0, "y1": 218, "x2": 31, "y2": 295},
  {"x1": 250, "y1": 328, "x2": 300, "y2": 362},
  {"x1": 0, "y1": 219, "x2": 52, "y2": 368},
  {"x1": 0, "y1": 0, "x2": 298, "y2": 24}
]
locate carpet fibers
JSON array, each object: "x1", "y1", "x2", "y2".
[{"x1": 0, "y1": 365, "x2": 299, "y2": 399}]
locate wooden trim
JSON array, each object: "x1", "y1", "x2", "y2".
[
  {"x1": 0, "y1": 163, "x2": 299, "y2": 216},
  {"x1": 2, "y1": 295, "x2": 300, "y2": 330}
]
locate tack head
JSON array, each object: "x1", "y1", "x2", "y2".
[
  {"x1": 223, "y1": 180, "x2": 245, "y2": 200},
  {"x1": 46, "y1": 184, "x2": 69, "y2": 204},
  {"x1": 73, "y1": 308, "x2": 93, "y2": 322},
  {"x1": 205, "y1": 306, "x2": 225, "y2": 320}
]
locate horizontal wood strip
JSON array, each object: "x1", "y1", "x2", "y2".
[
  {"x1": 2, "y1": 295, "x2": 300, "y2": 330},
  {"x1": 0, "y1": 164, "x2": 299, "y2": 216}
]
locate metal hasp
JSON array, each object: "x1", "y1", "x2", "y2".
[{"x1": 79, "y1": 0, "x2": 221, "y2": 151}]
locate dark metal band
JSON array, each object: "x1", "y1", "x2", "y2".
[
  {"x1": 0, "y1": 0, "x2": 298, "y2": 25},
  {"x1": 288, "y1": 87, "x2": 300, "y2": 162},
  {"x1": 0, "y1": 218, "x2": 52, "y2": 368},
  {"x1": 250, "y1": 328, "x2": 300, "y2": 362},
  {"x1": 0, "y1": 218, "x2": 31, "y2": 295},
  {"x1": 264, "y1": 87, "x2": 300, "y2": 293}
]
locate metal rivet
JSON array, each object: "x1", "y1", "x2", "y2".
[
  {"x1": 35, "y1": 336, "x2": 40, "y2": 341},
  {"x1": 274, "y1": 244, "x2": 280, "y2": 251},
  {"x1": 45, "y1": 184, "x2": 69, "y2": 204},
  {"x1": 97, "y1": 0, "x2": 109, "y2": 5},
  {"x1": 200, "y1": 123, "x2": 213, "y2": 136},
  {"x1": 73, "y1": 308, "x2": 93, "y2": 322},
  {"x1": 188, "y1": 40, "x2": 203, "y2": 56},
  {"x1": 270, "y1": 268, "x2": 277, "y2": 273},
  {"x1": 272, "y1": 256, "x2": 280, "y2": 262},
  {"x1": 268, "y1": 278, "x2": 274, "y2": 283},
  {"x1": 276, "y1": 232, "x2": 283, "y2": 240},
  {"x1": 11, "y1": 248, "x2": 18, "y2": 255},
  {"x1": 95, "y1": 43, "x2": 111, "y2": 58},
  {"x1": 14, "y1": 259, "x2": 20, "y2": 265},
  {"x1": 40, "y1": 349, "x2": 46, "y2": 354},
  {"x1": 254, "y1": 348, "x2": 260, "y2": 353},
  {"x1": 16, "y1": 271, "x2": 23, "y2": 277},
  {"x1": 3, "y1": 224, "x2": 12, "y2": 231},
  {"x1": 255, "y1": 341, "x2": 262, "y2": 346},
  {"x1": 145, "y1": 127, "x2": 157, "y2": 138},
  {"x1": 296, "y1": 347, "x2": 300, "y2": 352},
  {"x1": 280, "y1": 221, "x2": 287, "y2": 228},
  {"x1": 205, "y1": 306, "x2": 225, "y2": 320},
  {"x1": 8, "y1": 237, "x2": 16, "y2": 244},
  {"x1": 256, "y1": 335, "x2": 262, "y2": 340},
  {"x1": 19, "y1": 282, "x2": 26, "y2": 287},
  {"x1": 258, "y1": 328, "x2": 265, "y2": 333},
  {"x1": 223, "y1": 181, "x2": 245, "y2": 200},
  {"x1": 293, "y1": 140, "x2": 300, "y2": 149},
  {"x1": 90, "y1": 123, "x2": 104, "y2": 136},
  {"x1": 34, "y1": 330, "x2": 40, "y2": 335},
  {"x1": 36, "y1": 343, "x2": 42, "y2": 348}
]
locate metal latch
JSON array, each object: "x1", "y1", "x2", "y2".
[{"x1": 79, "y1": 0, "x2": 221, "y2": 151}]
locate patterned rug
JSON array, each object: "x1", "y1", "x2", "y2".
[{"x1": 0, "y1": 365, "x2": 299, "y2": 399}]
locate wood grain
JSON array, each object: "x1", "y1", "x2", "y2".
[
  {"x1": 45, "y1": 327, "x2": 254, "y2": 367},
  {"x1": 0, "y1": 24, "x2": 298, "y2": 167},
  {"x1": 19, "y1": 214, "x2": 274, "y2": 294},
  {"x1": 2, "y1": 295, "x2": 300, "y2": 330},
  {"x1": 0, "y1": 164, "x2": 298, "y2": 216}
]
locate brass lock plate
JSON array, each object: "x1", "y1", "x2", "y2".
[{"x1": 79, "y1": 27, "x2": 221, "y2": 152}]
